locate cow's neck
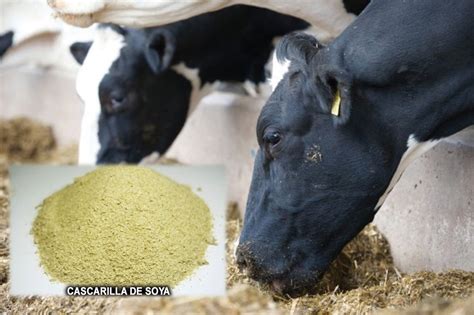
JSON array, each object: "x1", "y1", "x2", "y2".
[
  {"x1": 163, "y1": 7, "x2": 261, "y2": 85},
  {"x1": 171, "y1": 62, "x2": 217, "y2": 117},
  {"x1": 337, "y1": 0, "x2": 474, "y2": 145},
  {"x1": 330, "y1": 0, "x2": 474, "y2": 208}
]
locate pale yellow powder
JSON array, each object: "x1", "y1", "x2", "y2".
[{"x1": 31, "y1": 165, "x2": 214, "y2": 286}]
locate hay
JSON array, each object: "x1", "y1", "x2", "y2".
[
  {"x1": 0, "y1": 117, "x2": 78, "y2": 165},
  {"x1": 0, "y1": 118, "x2": 55, "y2": 163},
  {"x1": 380, "y1": 294, "x2": 474, "y2": 315},
  {"x1": 0, "y1": 117, "x2": 473, "y2": 314},
  {"x1": 225, "y1": 217, "x2": 474, "y2": 314}
]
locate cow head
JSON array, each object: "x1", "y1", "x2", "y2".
[
  {"x1": 71, "y1": 25, "x2": 192, "y2": 164},
  {"x1": 236, "y1": 32, "x2": 399, "y2": 297}
]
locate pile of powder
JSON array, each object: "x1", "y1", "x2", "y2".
[{"x1": 31, "y1": 165, "x2": 214, "y2": 286}]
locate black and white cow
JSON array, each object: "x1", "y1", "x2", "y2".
[
  {"x1": 236, "y1": 0, "x2": 474, "y2": 297},
  {"x1": 70, "y1": 5, "x2": 310, "y2": 164}
]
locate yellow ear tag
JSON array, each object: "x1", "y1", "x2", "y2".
[{"x1": 331, "y1": 88, "x2": 341, "y2": 116}]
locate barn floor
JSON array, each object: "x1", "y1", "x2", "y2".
[{"x1": 0, "y1": 117, "x2": 473, "y2": 314}]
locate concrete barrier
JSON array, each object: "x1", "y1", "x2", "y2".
[
  {"x1": 375, "y1": 133, "x2": 474, "y2": 272},
  {"x1": 166, "y1": 93, "x2": 264, "y2": 209},
  {"x1": 0, "y1": 66, "x2": 82, "y2": 147}
]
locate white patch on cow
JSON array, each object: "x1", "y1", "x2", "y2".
[
  {"x1": 269, "y1": 52, "x2": 290, "y2": 91},
  {"x1": 49, "y1": 0, "x2": 232, "y2": 27},
  {"x1": 265, "y1": 26, "x2": 317, "y2": 93},
  {"x1": 375, "y1": 135, "x2": 441, "y2": 210},
  {"x1": 48, "y1": 0, "x2": 355, "y2": 37},
  {"x1": 76, "y1": 27, "x2": 125, "y2": 165},
  {"x1": 172, "y1": 62, "x2": 218, "y2": 116},
  {"x1": 47, "y1": 0, "x2": 105, "y2": 14}
]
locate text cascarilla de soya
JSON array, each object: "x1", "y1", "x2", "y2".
[{"x1": 66, "y1": 286, "x2": 171, "y2": 296}]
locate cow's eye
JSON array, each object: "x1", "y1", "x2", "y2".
[
  {"x1": 104, "y1": 91, "x2": 128, "y2": 114},
  {"x1": 110, "y1": 96, "x2": 124, "y2": 110},
  {"x1": 263, "y1": 130, "x2": 282, "y2": 159},
  {"x1": 264, "y1": 131, "x2": 281, "y2": 146}
]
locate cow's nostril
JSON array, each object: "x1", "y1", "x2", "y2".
[
  {"x1": 236, "y1": 250, "x2": 248, "y2": 271},
  {"x1": 271, "y1": 279, "x2": 285, "y2": 295}
]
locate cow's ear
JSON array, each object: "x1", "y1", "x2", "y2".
[
  {"x1": 0, "y1": 30, "x2": 14, "y2": 58},
  {"x1": 312, "y1": 66, "x2": 353, "y2": 125},
  {"x1": 276, "y1": 32, "x2": 322, "y2": 66},
  {"x1": 69, "y1": 41, "x2": 92, "y2": 65},
  {"x1": 145, "y1": 29, "x2": 176, "y2": 74}
]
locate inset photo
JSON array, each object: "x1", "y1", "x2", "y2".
[{"x1": 9, "y1": 165, "x2": 226, "y2": 297}]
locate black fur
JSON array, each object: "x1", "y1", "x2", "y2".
[
  {"x1": 0, "y1": 30, "x2": 14, "y2": 59},
  {"x1": 69, "y1": 41, "x2": 92, "y2": 64},
  {"x1": 342, "y1": 0, "x2": 370, "y2": 15}
]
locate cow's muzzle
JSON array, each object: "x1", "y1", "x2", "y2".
[{"x1": 236, "y1": 242, "x2": 323, "y2": 297}]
